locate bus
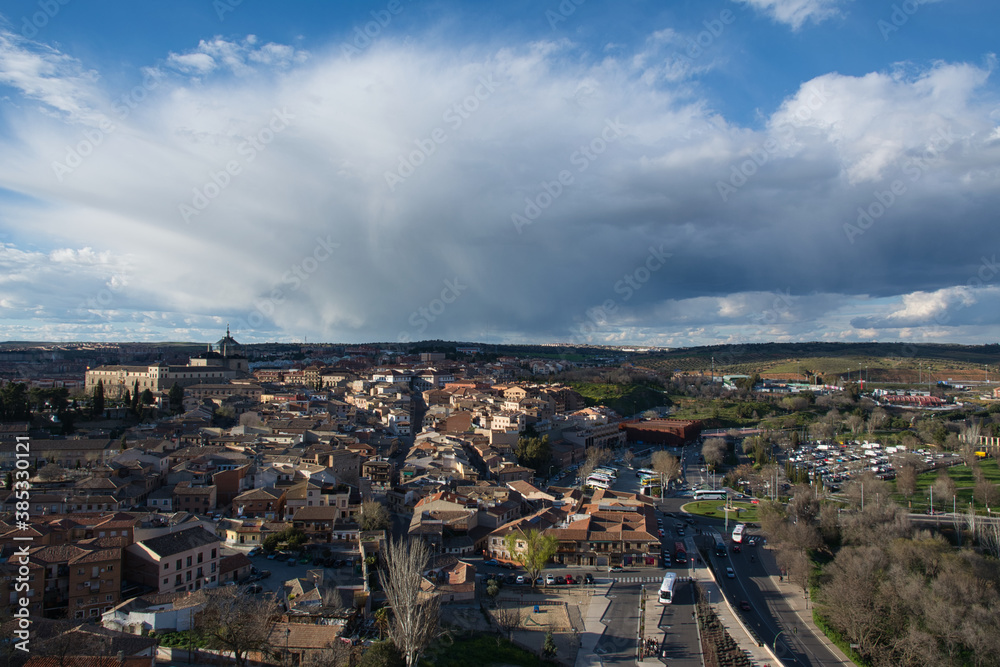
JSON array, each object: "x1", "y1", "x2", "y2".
[
  {"x1": 588, "y1": 472, "x2": 613, "y2": 484},
  {"x1": 636, "y1": 468, "x2": 657, "y2": 478},
  {"x1": 732, "y1": 523, "x2": 745, "y2": 544},
  {"x1": 594, "y1": 467, "x2": 618, "y2": 479},
  {"x1": 694, "y1": 489, "x2": 727, "y2": 501},
  {"x1": 658, "y1": 572, "x2": 677, "y2": 604},
  {"x1": 673, "y1": 541, "x2": 687, "y2": 564},
  {"x1": 586, "y1": 475, "x2": 611, "y2": 490},
  {"x1": 715, "y1": 541, "x2": 727, "y2": 557}
]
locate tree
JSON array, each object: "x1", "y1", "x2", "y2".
[
  {"x1": 866, "y1": 407, "x2": 889, "y2": 433},
  {"x1": 622, "y1": 449, "x2": 635, "y2": 468},
  {"x1": 168, "y1": 382, "x2": 184, "y2": 414},
  {"x1": 301, "y1": 640, "x2": 354, "y2": 667},
  {"x1": 542, "y1": 631, "x2": 557, "y2": 659},
  {"x1": 197, "y1": 587, "x2": 279, "y2": 667},
  {"x1": 380, "y1": 537, "x2": 440, "y2": 667},
  {"x1": 503, "y1": 529, "x2": 558, "y2": 589},
  {"x1": 651, "y1": 450, "x2": 681, "y2": 490},
  {"x1": 494, "y1": 603, "x2": 522, "y2": 644},
  {"x1": 896, "y1": 463, "x2": 918, "y2": 500},
  {"x1": 932, "y1": 470, "x2": 956, "y2": 508},
  {"x1": 973, "y1": 468, "x2": 999, "y2": 509},
  {"x1": 701, "y1": 438, "x2": 727, "y2": 471},
  {"x1": 36, "y1": 463, "x2": 66, "y2": 482},
  {"x1": 357, "y1": 641, "x2": 406, "y2": 667},
  {"x1": 92, "y1": 380, "x2": 105, "y2": 416},
  {"x1": 0, "y1": 382, "x2": 30, "y2": 422},
  {"x1": 359, "y1": 500, "x2": 392, "y2": 532},
  {"x1": 515, "y1": 435, "x2": 552, "y2": 475}
]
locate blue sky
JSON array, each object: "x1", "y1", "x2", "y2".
[{"x1": 0, "y1": 0, "x2": 998, "y2": 347}]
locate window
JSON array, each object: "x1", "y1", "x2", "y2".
[
  {"x1": 163, "y1": 578, "x2": 168, "y2": 585},
  {"x1": 107, "y1": 565, "x2": 113, "y2": 572},
  {"x1": 197, "y1": 552, "x2": 203, "y2": 564},
  {"x1": 211, "y1": 549, "x2": 217, "y2": 559},
  {"x1": 186, "y1": 556, "x2": 192, "y2": 567},
  {"x1": 92, "y1": 566, "x2": 99, "y2": 578},
  {"x1": 106, "y1": 594, "x2": 113, "y2": 602},
  {"x1": 210, "y1": 563, "x2": 216, "y2": 573},
  {"x1": 175, "y1": 575, "x2": 182, "y2": 585},
  {"x1": 186, "y1": 571, "x2": 192, "y2": 582},
  {"x1": 163, "y1": 563, "x2": 169, "y2": 570},
  {"x1": 90, "y1": 609, "x2": 98, "y2": 617},
  {"x1": 176, "y1": 559, "x2": 182, "y2": 571},
  {"x1": 75, "y1": 611, "x2": 84, "y2": 619}
]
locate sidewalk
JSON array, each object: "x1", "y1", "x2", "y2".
[{"x1": 573, "y1": 582, "x2": 614, "y2": 667}]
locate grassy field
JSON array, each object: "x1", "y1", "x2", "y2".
[
  {"x1": 565, "y1": 382, "x2": 668, "y2": 416},
  {"x1": 889, "y1": 458, "x2": 1000, "y2": 511},
  {"x1": 682, "y1": 500, "x2": 760, "y2": 522}
]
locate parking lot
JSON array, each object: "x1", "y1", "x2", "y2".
[{"x1": 786, "y1": 439, "x2": 962, "y2": 490}]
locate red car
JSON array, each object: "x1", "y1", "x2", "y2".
[
  {"x1": 731, "y1": 544, "x2": 741, "y2": 553},
  {"x1": 565, "y1": 574, "x2": 574, "y2": 585},
  {"x1": 740, "y1": 600, "x2": 751, "y2": 612}
]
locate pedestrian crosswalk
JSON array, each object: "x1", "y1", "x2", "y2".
[{"x1": 612, "y1": 575, "x2": 689, "y2": 583}]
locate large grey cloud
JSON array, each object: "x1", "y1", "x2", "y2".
[{"x1": 0, "y1": 25, "x2": 998, "y2": 345}]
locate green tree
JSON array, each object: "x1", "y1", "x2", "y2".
[
  {"x1": 92, "y1": 380, "x2": 105, "y2": 416},
  {"x1": 168, "y1": 382, "x2": 184, "y2": 413},
  {"x1": 515, "y1": 435, "x2": 552, "y2": 475},
  {"x1": 357, "y1": 641, "x2": 405, "y2": 667},
  {"x1": 542, "y1": 631, "x2": 557, "y2": 659},
  {"x1": 0, "y1": 382, "x2": 30, "y2": 422},
  {"x1": 503, "y1": 529, "x2": 558, "y2": 589}
]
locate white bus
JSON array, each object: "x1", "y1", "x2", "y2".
[
  {"x1": 636, "y1": 468, "x2": 657, "y2": 478},
  {"x1": 658, "y1": 572, "x2": 677, "y2": 604},
  {"x1": 594, "y1": 467, "x2": 618, "y2": 479},
  {"x1": 732, "y1": 523, "x2": 745, "y2": 544},
  {"x1": 586, "y1": 475, "x2": 611, "y2": 490},
  {"x1": 694, "y1": 489, "x2": 727, "y2": 501}
]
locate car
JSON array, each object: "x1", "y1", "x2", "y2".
[
  {"x1": 288, "y1": 556, "x2": 298, "y2": 564},
  {"x1": 247, "y1": 548, "x2": 260, "y2": 557},
  {"x1": 726, "y1": 567, "x2": 735, "y2": 579},
  {"x1": 609, "y1": 565, "x2": 623, "y2": 573},
  {"x1": 545, "y1": 574, "x2": 555, "y2": 585},
  {"x1": 266, "y1": 552, "x2": 277, "y2": 560},
  {"x1": 259, "y1": 569, "x2": 271, "y2": 578},
  {"x1": 584, "y1": 573, "x2": 594, "y2": 584},
  {"x1": 731, "y1": 544, "x2": 741, "y2": 553},
  {"x1": 500, "y1": 561, "x2": 516, "y2": 570},
  {"x1": 516, "y1": 575, "x2": 527, "y2": 584},
  {"x1": 677, "y1": 528, "x2": 685, "y2": 537},
  {"x1": 740, "y1": 600, "x2": 751, "y2": 612},
  {"x1": 505, "y1": 573, "x2": 517, "y2": 584},
  {"x1": 224, "y1": 581, "x2": 237, "y2": 586},
  {"x1": 484, "y1": 559, "x2": 500, "y2": 567},
  {"x1": 565, "y1": 574, "x2": 574, "y2": 585},
  {"x1": 535, "y1": 577, "x2": 544, "y2": 586}
]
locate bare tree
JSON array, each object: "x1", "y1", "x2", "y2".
[
  {"x1": 932, "y1": 470, "x2": 957, "y2": 510},
  {"x1": 359, "y1": 500, "x2": 392, "y2": 532},
  {"x1": 866, "y1": 407, "x2": 889, "y2": 433},
  {"x1": 301, "y1": 640, "x2": 355, "y2": 667},
  {"x1": 845, "y1": 413, "x2": 865, "y2": 435},
  {"x1": 651, "y1": 450, "x2": 681, "y2": 489},
  {"x1": 973, "y1": 468, "x2": 999, "y2": 509},
  {"x1": 896, "y1": 463, "x2": 918, "y2": 501},
  {"x1": 622, "y1": 449, "x2": 635, "y2": 468},
  {"x1": 701, "y1": 438, "x2": 727, "y2": 471},
  {"x1": 493, "y1": 603, "x2": 522, "y2": 644},
  {"x1": 198, "y1": 587, "x2": 280, "y2": 667},
  {"x1": 381, "y1": 537, "x2": 440, "y2": 667}
]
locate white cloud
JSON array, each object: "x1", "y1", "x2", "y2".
[{"x1": 733, "y1": 0, "x2": 846, "y2": 30}]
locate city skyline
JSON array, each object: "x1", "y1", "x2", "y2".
[{"x1": 0, "y1": 0, "x2": 998, "y2": 347}]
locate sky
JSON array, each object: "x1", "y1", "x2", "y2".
[{"x1": 0, "y1": 0, "x2": 998, "y2": 348}]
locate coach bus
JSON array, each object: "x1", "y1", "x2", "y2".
[
  {"x1": 594, "y1": 467, "x2": 618, "y2": 479},
  {"x1": 732, "y1": 523, "x2": 745, "y2": 544},
  {"x1": 694, "y1": 489, "x2": 727, "y2": 501},
  {"x1": 585, "y1": 475, "x2": 611, "y2": 490},
  {"x1": 658, "y1": 572, "x2": 677, "y2": 604},
  {"x1": 636, "y1": 468, "x2": 657, "y2": 478}
]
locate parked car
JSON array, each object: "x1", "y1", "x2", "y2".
[
  {"x1": 740, "y1": 600, "x2": 751, "y2": 612},
  {"x1": 266, "y1": 552, "x2": 277, "y2": 560},
  {"x1": 609, "y1": 565, "x2": 623, "y2": 573},
  {"x1": 516, "y1": 575, "x2": 527, "y2": 584},
  {"x1": 247, "y1": 548, "x2": 260, "y2": 557},
  {"x1": 584, "y1": 573, "x2": 594, "y2": 584},
  {"x1": 726, "y1": 567, "x2": 736, "y2": 579},
  {"x1": 500, "y1": 561, "x2": 515, "y2": 570},
  {"x1": 258, "y1": 570, "x2": 271, "y2": 578},
  {"x1": 484, "y1": 559, "x2": 500, "y2": 567},
  {"x1": 565, "y1": 574, "x2": 574, "y2": 585},
  {"x1": 545, "y1": 574, "x2": 555, "y2": 585}
]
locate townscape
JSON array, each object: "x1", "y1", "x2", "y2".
[{"x1": 2, "y1": 337, "x2": 1000, "y2": 666}]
